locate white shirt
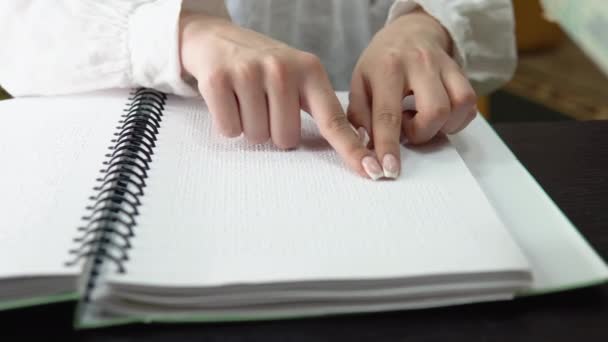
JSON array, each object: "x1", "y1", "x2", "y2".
[{"x1": 0, "y1": 0, "x2": 516, "y2": 97}]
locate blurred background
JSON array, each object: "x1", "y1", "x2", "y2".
[
  {"x1": 487, "y1": 0, "x2": 608, "y2": 123},
  {"x1": 1, "y1": 0, "x2": 606, "y2": 125}
]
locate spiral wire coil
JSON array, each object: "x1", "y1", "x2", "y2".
[{"x1": 65, "y1": 88, "x2": 167, "y2": 299}]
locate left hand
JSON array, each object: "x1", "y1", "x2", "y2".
[{"x1": 348, "y1": 8, "x2": 477, "y2": 179}]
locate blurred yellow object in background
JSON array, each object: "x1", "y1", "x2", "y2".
[
  {"x1": 513, "y1": 0, "x2": 564, "y2": 52},
  {"x1": 477, "y1": 96, "x2": 490, "y2": 119}
]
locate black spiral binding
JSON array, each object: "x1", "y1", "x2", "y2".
[{"x1": 65, "y1": 88, "x2": 167, "y2": 300}]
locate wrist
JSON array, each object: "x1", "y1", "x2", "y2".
[
  {"x1": 179, "y1": 10, "x2": 230, "y2": 79},
  {"x1": 395, "y1": 8, "x2": 453, "y2": 56}
]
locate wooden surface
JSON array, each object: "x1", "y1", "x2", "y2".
[
  {"x1": 1, "y1": 120, "x2": 607, "y2": 341},
  {"x1": 505, "y1": 38, "x2": 608, "y2": 120}
]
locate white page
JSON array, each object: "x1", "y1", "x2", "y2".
[
  {"x1": 110, "y1": 96, "x2": 530, "y2": 288},
  {"x1": 0, "y1": 90, "x2": 129, "y2": 279},
  {"x1": 449, "y1": 116, "x2": 608, "y2": 292}
]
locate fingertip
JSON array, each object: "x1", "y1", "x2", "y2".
[
  {"x1": 361, "y1": 155, "x2": 384, "y2": 181},
  {"x1": 371, "y1": 124, "x2": 402, "y2": 179},
  {"x1": 223, "y1": 130, "x2": 242, "y2": 139},
  {"x1": 334, "y1": 136, "x2": 379, "y2": 181},
  {"x1": 215, "y1": 121, "x2": 242, "y2": 138},
  {"x1": 381, "y1": 153, "x2": 401, "y2": 179},
  {"x1": 273, "y1": 134, "x2": 300, "y2": 150}
]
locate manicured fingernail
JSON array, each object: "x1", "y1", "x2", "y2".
[
  {"x1": 361, "y1": 156, "x2": 384, "y2": 181},
  {"x1": 357, "y1": 127, "x2": 370, "y2": 147},
  {"x1": 382, "y1": 154, "x2": 400, "y2": 179}
]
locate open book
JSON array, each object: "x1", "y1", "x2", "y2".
[{"x1": 0, "y1": 89, "x2": 606, "y2": 328}]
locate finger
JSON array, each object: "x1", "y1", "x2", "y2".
[
  {"x1": 300, "y1": 58, "x2": 379, "y2": 180},
  {"x1": 199, "y1": 69, "x2": 242, "y2": 138},
  {"x1": 346, "y1": 71, "x2": 372, "y2": 147},
  {"x1": 264, "y1": 57, "x2": 301, "y2": 149},
  {"x1": 440, "y1": 63, "x2": 477, "y2": 134},
  {"x1": 402, "y1": 69, "x2": 450, "y2": 144},
  {"x1": 233, "y1": 63, "x2": 270, "y2": 144},
  {"x1": 452, "y1": 105, "x2": 478, "y2": 133},
  {"x1": 369, "y1": 62, "x2": 405, "y2": 179}
]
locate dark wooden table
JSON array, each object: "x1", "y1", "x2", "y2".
[{"x1": 2, "y1": 121, "x2": 607, "y2": 341}]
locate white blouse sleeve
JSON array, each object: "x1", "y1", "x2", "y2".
[
  {"x1": 387, "y1": 0, "x2": 517, "y2": 95},
  {"x1": 0, "y1": 0, "x2": 229, "y2": 98}
]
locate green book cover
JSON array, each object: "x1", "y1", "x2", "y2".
[{"x1": 0, "y1": 86, "x2": 10, "y2": 100}]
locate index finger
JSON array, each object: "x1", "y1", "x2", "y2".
[
  {"x1": 300, "y1": 70, "x2": 382, "y2": 180},
  {"x1": 369, "y1": 69, "x2": 405, "y2": 179}
]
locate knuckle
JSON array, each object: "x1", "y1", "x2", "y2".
[
  {"x1": 204, "y1": 68, "x2": 231, "y2": 89},
  {"x1": 380, "y1": 51, "x2": 403, "y2": 74},
  {"x1": 412, "y1": 47, "x2": 435, "y2": 66},
  {"x1": 264, "y1": 55, "x2": 290, "y2": 84},
  {"x1": 299, "y1": 52, "x2": 323, "y2": 72},
  {"x1": 375, "y1": 110, "x2": 401, "y2": 127},
  {"x1": 234, "y1": 62, "x2": 260, "y2": 84},
  {"x1": 452, "y1": 89, "x2": 477, "y2": 108},
  {"x1": 321, "y1": 114, "x2": 351, "y2": 135}
]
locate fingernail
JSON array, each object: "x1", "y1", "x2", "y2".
[
  {"x1": 349, "y1": 123, "x2": 359, "y2": 136},
  {"x1": 357, "y1": 127, "x2": 370, "y2": 147},
  {"x1": 382, "y1": 154, "x2": 400, "y2": 179},
  {"x1": 361, "y1": 156, "x2": 384, "y2": 181}
]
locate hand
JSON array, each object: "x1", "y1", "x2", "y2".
[
  {"x1": 348, "y1": 9, "x2": 477, "y2": 179},
  {"x1": 179, "y1": 12, "x2": 381, "y2": 179}
]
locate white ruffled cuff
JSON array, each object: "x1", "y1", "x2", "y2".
[{"x1": 129, "y1": 0, "x2": 198, "y2": 97}]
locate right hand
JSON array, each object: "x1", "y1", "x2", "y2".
[{"x1": 179, "y1": 12, "x2": 382, "y2": 180}]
